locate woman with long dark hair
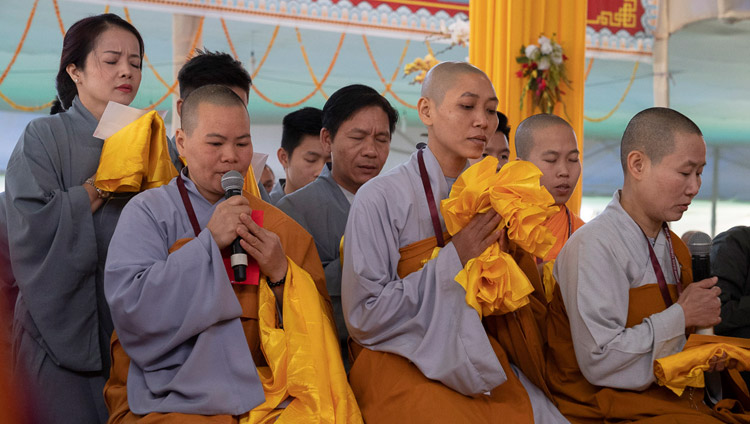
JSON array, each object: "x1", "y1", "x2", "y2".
[{"x1": 4, "y1": 13, "x2": 143, "y2": 423}]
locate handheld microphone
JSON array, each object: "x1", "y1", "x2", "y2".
[
  {"x1": 221, "y1": 170, "x2": 247, "y2": 282},
  {"x1": 687, "y1": 231, "x2": 714, "y2": 335},
  {"x1": 687, "y1": 231, "x2": 712, "y2": 282}
]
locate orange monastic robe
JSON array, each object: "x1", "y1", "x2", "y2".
[
  {"x1": 348, "y1": 234, "x2": 552, "y2": 423},
  {"x1": 546, "y1": 230, "x2": 749, "y2": 423},
  {"x1": 543, "y1": 205, "x2": 585, "y2": 262}
]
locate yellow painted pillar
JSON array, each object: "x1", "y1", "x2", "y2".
[{"x1": 469, "y1": 0, "x2": 587, "y2": 214}]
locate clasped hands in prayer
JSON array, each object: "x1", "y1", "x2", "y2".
[
  {"x1": 206, "y1": 195, "x2": 288, "y2": 285},
  {"x1": 452, "y1": 211, "x2": 508, "y2": 267}
]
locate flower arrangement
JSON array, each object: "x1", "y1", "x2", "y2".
[
  {"x1": 404, "y1": 18, "x2": 469, "y2": 84},
  {"x1": 516, "y1": 35, "x2": 570, "y2": 114}
]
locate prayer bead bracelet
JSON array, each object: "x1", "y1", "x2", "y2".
[
  {"x1": 85, "y1": 178, "x2": 110, "y2": 199},
  {"x1": 267, "y1": 274, "x2": 286, "y2": 288}
]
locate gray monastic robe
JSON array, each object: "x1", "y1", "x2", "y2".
[
  {"x1": 342, "y1": 147, "x2": 565, "y2": 422},
  {"x1": 167, "y1": 134, "x2": 182, "y2": 173},
  {"x1": 104, "y1": 172, "x2": 265, "y2": 415},
  {"x1": 0, "y1": 192, "x2": 16, "y2": 342},
  {"x1": 276, "y1": 164, "x2": 349, "y2": 362},
  {"x1": 269, "y1": 179, "x2": 286, "y2": 205},
  {"x1": 5, "y1": 97, "x2": 130, "y2": 423},
  {"x1": 555, "y1": 191, "x2": 686, "y2": 391}
]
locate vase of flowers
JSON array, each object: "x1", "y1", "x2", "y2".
[{"x1": 516, "y1": 35, "x2": 570, "y2": 114}]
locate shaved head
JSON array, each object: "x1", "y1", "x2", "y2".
[
  {"x1": 515, "y1": 114, "x2": 573, "y2": 159},
  {"x1": 421, "y1": 61, "x2": 490, "y2": 106},
  {"x1": 181, "y1": 84, "x2": 247, "y2": 135},
  {"x1": 620, "y1": 107, "x2": 702, "y2": 172}
]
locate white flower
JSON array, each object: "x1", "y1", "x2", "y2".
[
  {"x1": 541, "y1": 42, "x2": 553, "y2": 55},
  {"x1": 551, "y1": 51, "x2": 564, "y2": 65},
  {"x1": 525, "y1": 44, "x2": 540, "y2": 60},
  {"x1": 538, "y1": 35, "x2": 550, "y2": 46},
  {"x1": 448, "y1": 19, "x2": 470, "y2": 46},
  {"x1": 538, "y1": 56, "x2": 551, "y2": 70},
  {"x1": 552, "y1": 42, "x2": 563, "y2": 54}
]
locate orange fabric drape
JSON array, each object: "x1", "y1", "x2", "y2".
[{"x1": 469, "y1": 0, "x2": 587, "y2": 214}]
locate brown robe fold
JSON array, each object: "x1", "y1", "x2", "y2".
[
  {"x1": 103, "y1": 195, "x2": 329, "y2": 424},
  {"x1": 348, "y1": 235, "x2": 549, "y2": 423},
  {"x1": 546, "y1": 230, "x2": 750, "y2": 423}
]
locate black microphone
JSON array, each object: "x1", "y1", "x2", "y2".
[
  {"x1": 687, "y1": 231, "x2": 714, "y2": 335},
  {"x1": 687, "y1": 231, "x2": 712, "y2": 282},
  {"x1": 221, "y1": 170, "x2": 247, "y2": 282}
]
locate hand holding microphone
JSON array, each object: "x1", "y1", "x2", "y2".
[
  {"x1": 211, "y1": 171, "x2": 288, "y2": 285},
  {"x1": 677, "y1": 277, "x2": 720, "y2": 330},
  {"x1": 219, "y1": 171, "x2": 249, "y2": 282},
  {"x1": 686, "y1": 231, "x2": 718, "y2": 335},
  {"x1": 206, "y1": 171, "x2": 250, "y2": 281}
]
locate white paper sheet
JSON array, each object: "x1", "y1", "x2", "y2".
[
  {"x1": 93, "y1": 101, "x2": 168, "y2": 140},
  {"x1": 251, "y1": 152, "x2": 268, "y2": 182}
]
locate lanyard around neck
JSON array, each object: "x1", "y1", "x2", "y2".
[
  {"x1": 564, "y1": 206, "x2": 572, "y2": 239},
  {"x1": 176, "y1": 173, "x2": 202, "y2": 237},
  {"x1": 643, "y1": 223, "x2": 683, "y2": 308},
  {"x1": 417, "y1": 148, "x2": 445, "y2": 248}
]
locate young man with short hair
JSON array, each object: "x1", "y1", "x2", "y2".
[{"x1": 269, "y1": 107, "x2": 329, "y2": 205}]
